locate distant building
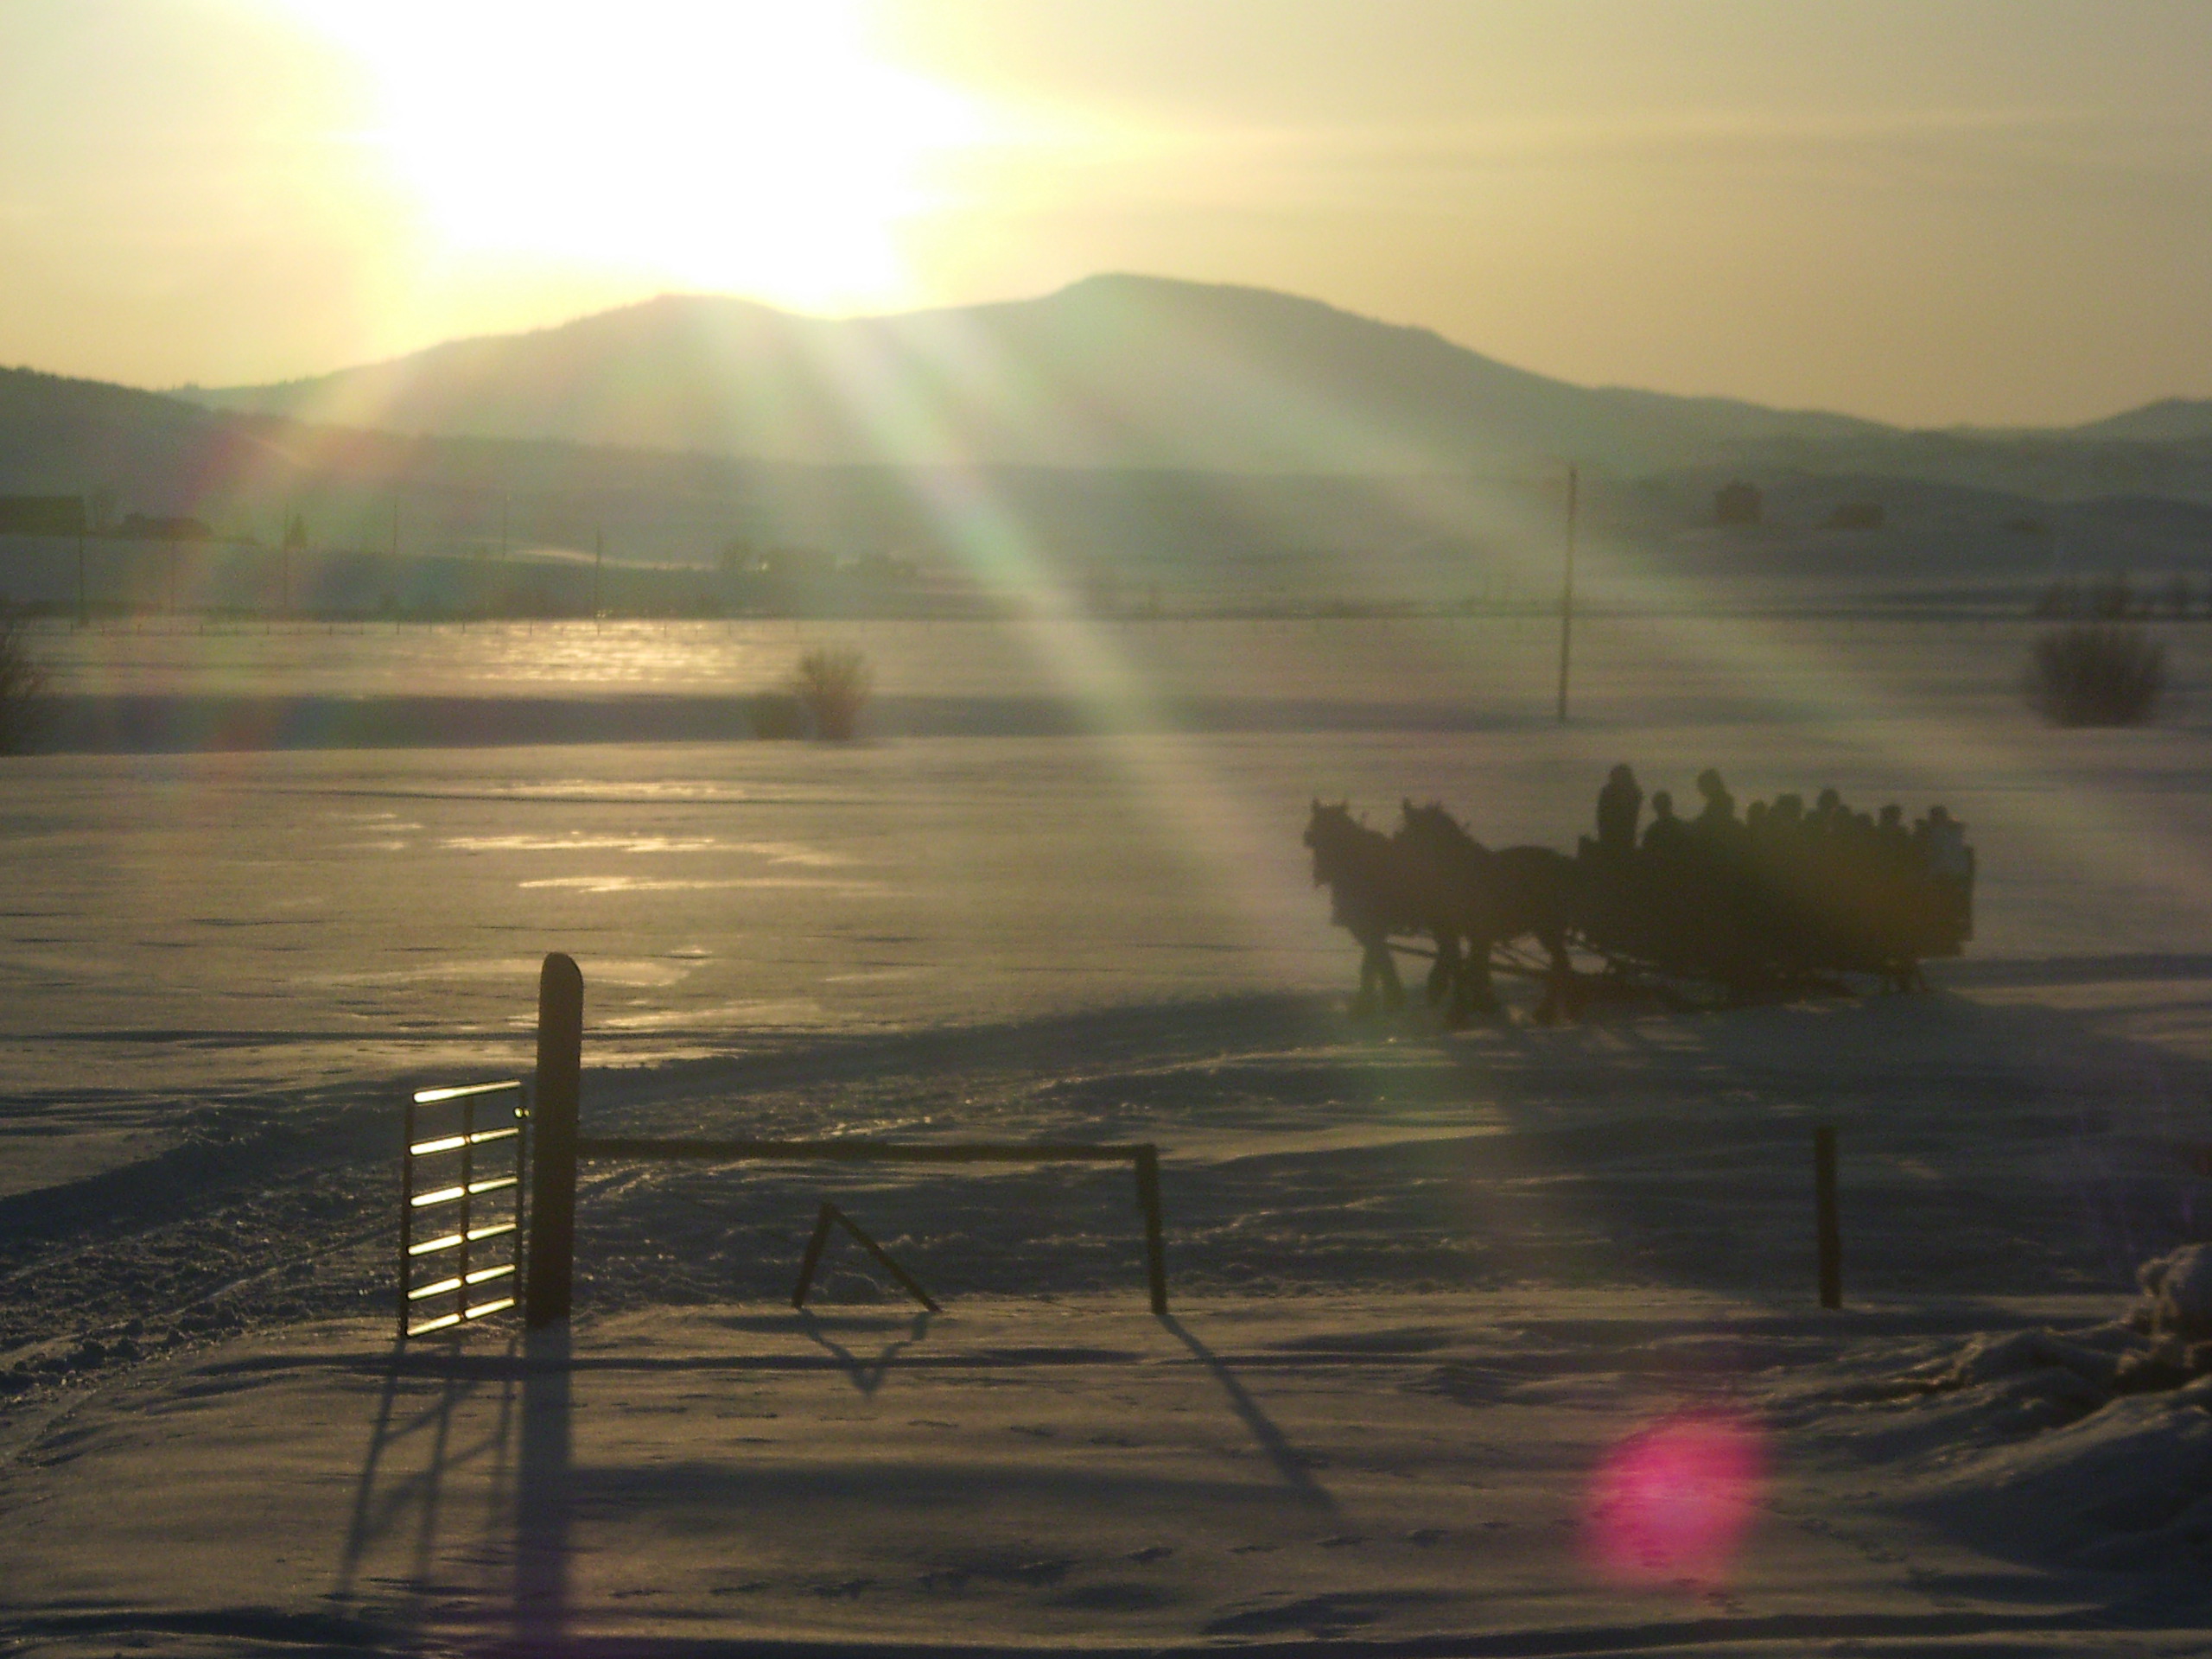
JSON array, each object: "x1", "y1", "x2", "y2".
[
  {"x1": 1714, "y1": 480, "x2": 1763, "y2": 526},
  {"x1": 1827, "y1": 501, "x2": 1884, "y2": 531}
]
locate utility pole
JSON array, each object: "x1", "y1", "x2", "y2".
[
  {"x1": 1555, "y1": 463, "x2": 1578, "y2": 724},
  {"x1": 593, "y1": 528, "x2": 604, "y2": 621},
  {"x1": 74, "y1": 524, "x2": 86, "y2": 628}
]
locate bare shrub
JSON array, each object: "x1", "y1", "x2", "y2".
[
  {"x1": 788, "y1": 646, "x2": 874, "y2": 741},
  {"x1": 2025, "y1": 622, "x2": 2165, "y2": 727},
  {"x1": 748, "y1": 690, "x2": 807, "y2": 740},
  {"x1": 0, "y1": 613, "x2": 51, "y2": 754}
]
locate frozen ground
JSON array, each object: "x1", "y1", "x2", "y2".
[
  {"x1": 18, "y1": 1292, "x2": 2212, "y2": 1658},
  {"x1": 10, "y1": 617, "x2": 2212, "y2": 1185},
  {"x1": 7, "y1": 615, "x2": 2212, "y2": 1651}
]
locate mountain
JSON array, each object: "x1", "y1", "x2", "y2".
[
  {"x1": 13, "y1": 278, "x2": 2212, "y2": 623},
  {"x1": 2061, "y1": 398, "x2": 2212, "y2": 443},
  {"x1": 1, "y1": 365, "x2": 235, "y2": 486},
  {"x1": 181, "y1": 275, "x2": 1894, "y2": 475}
]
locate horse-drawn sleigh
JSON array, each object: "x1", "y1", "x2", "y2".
[{"x1": 1305, "y1": 772, "x2": 1974, "y2": 1023}]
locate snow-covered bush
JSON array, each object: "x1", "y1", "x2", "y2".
[
  {"x1": 2024, "y1": 622, "x2": 2164, "y2": 727},
  {"x1": 789, "y1": 646, "x2": 874, "y2": 741}
]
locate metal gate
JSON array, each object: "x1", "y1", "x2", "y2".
[{"x1": 400, "y1": 1080, "x2": 528, "y2": 1338}]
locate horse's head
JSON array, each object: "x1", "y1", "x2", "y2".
[{"x1": 1303, "y1": 799, "x2": 1360, "y2": 883}]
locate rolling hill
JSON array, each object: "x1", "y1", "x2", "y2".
[
  {"x1": 180, "y1": 275, "x2": 1892, "y2": 475},
  {"x1": 8, "y1": 276, "x2": 2212, "y2": 618}
]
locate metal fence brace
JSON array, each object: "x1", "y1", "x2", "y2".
[{"x1": 400, "y1": 1080, "x2": 528, "y2": 1338}]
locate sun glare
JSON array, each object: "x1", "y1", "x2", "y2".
[{"x1": 277, "y1": 1, "x2": 989, "y2": 311}]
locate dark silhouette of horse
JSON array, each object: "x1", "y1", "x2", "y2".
[
  {"x1": 1395, "y1": 800, "x2": 1580, "y2": 1023},
  {"x1": 1303, "y1": 799, "x2": 1420, "y2": 1016}
]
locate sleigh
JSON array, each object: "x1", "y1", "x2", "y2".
[
  {"x1": 1311, "y1": 795, "x2": 1975, "y2": 1022},
  {"x1": 1547, "y1": 830, "x2": 1977, "y2": 1010}
]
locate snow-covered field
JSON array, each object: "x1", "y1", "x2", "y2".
[{"x1": 8, "y1": 614, "x2": 2212, "y2": 1652}]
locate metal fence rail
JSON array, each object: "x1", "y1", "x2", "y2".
[{"x1": 400, "y1": 1080, "x2": 528, "y2": 1338}]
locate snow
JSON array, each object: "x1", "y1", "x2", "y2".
[
  {"x1": 3, "y1": 1295, "x2": 2183, "y2": 1655},
  {"x1": 8, "y1": 613, "x2": 2212, "y2": 1651},
  {"x1": 2137, "y1": 1244, "x2": 2212, "y2": 1336}
]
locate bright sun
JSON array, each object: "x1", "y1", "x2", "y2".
[{"x1": 280, "y1": 1, "x2": 988, "y2": 311}]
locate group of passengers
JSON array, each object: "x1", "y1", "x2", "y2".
[{"x1": 1579, "y1": 765, "x2": 1974, "y2": 984}]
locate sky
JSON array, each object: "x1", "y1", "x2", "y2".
[{"x1": 2, "y1": 0, "x2": 2209, "y2": 427}]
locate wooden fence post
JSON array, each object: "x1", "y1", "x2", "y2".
[
  {"x1": 525, "y1": 952, "x2": 583, "y2": 1327},
  {"x1": 1815, "y1": 1125, "x2": 1842, "y2": 1310}
]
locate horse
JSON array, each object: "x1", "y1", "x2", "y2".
[
  {"x1": 1394, "y1": 799, "x2": 1582, "y2": 1023},
  {"x1": 1303, "y1": 799, "x2": 1422, "y2": 1016}
]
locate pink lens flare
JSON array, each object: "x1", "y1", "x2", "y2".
[{"x1": 1582, "y1": 1412, "x2": 1769, "y2": 1586}]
